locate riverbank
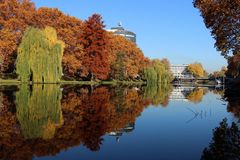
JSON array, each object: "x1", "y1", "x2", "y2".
[{"x1": 0, "y1": 79, "x2": 146, "y2": 86}]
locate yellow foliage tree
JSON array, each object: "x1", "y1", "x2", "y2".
[{"x1": 188, "y1": 63, "x2": 205, "y2": 77}]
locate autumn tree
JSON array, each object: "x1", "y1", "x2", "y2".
[
  {"x1": 226, "y1": 54, "x2": 240, "y2": 78},
  {"x1": 32, "y1": 7, "x2": 84, "y2": 78},
  {"x1": 0, "y1": 1, "x2": 84, "y2": 78},
  {"x1": 81, "y1": 14, "x2": 110, "y2": 80},
  {"x1": 0, "y1": 0, "x2": 36, "y2": 73},
  {"x1": 194, "y1": 0, "x2": 240, "y2": 58},
  {"x1": 106, "y1": 32, "x2": 149, "y2": 80},
  {"x1": 16, "y1": 27, "x2": 64, "y2": 83},
  {"x1": 194, "y1": 0, "x2": 240, "y2": 78},
  {"x1": 210, "y1": 66, "x2": 227, "y2": 79},
  {"x1": 188, "y1": 62, "x2": 205, "y2": 77}
]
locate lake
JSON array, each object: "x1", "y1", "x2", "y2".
[{"x1": 0, "y1": 84, "x2": 239, "y2": 160}]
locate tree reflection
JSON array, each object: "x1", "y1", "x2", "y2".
[
  {"x1": 186, "y1": 88, "x2": 207, "y2": 104},
  {"x1": 143, "y1": 84, "x2": 172, "y2": 107},
  {"x1": 0, "y1": 85, "x2": 148, "y2": 159},
  {"x1": 224, "y1": 85, "x2": 240, "y2": 118},
  {"x1": 201, "y1": 118, "x2": 240, "y2": 160},
  {"x1": 16, "y1": 84, "x2": 63, "y2": 139}
]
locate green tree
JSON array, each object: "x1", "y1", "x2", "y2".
[
  {"x1": 16, "y1": 27, "x2": 64, "y2": 83},
  {"x1": 143, "y1": 59, "x2": 173, "y2": 84},
  {"x1": 143, "y1": 84, "x2": 172, "y2": 107},
  {"x1": 143, "y1": 67, "x2": 158, "y2": 85},
  {"x1": 111, "y1": 52, "x2": 126, "y2": 81}
]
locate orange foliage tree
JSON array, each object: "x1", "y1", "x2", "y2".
[
  {"x1": 81, "y1": 14, "x2": 110, "y2": 80},
  {"x1": 0, "y1": 0, "x2": 151, "y2": 80},
  {"x1": 0, "y1": 0, "x2": 35, "y2": 73},
  {"x1": 106, "y1": 32, "x2": 149, "y2": 80}
]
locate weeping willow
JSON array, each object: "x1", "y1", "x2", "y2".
[
  {"x1": 143, "y1": 59, "x2": 173, "y2": 85},
  {"x1": 143, "y1": 67, "x2": 158, "y2": 85},
  {"x1": 16, "y1": 84, "x2": 63, "y2": 140},
  {"x1": 16, "y1": 26, "x2": 64, "y2": 83},
  {"x1": 143, "y1": 84, "x2": 173, "y2": 106}
]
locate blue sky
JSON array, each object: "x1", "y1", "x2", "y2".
[{"x1": 32, "y1": 0, "x2": 227, "y2": 72}]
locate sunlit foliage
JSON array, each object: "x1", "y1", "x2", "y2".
[
  {"x1": 81, "y1": 14, "x2": 110, "y2": 80},
  {"x1": 143, "y1": 59, "x2": 173, "y2": 84},
  {"x1": 0, "y1": 0, "x2": 36, "y2": 72},
  {"x1": 0, "y1": 0, "x2": 161, "y2": 81},
  {"x1": 107, "y1": 32, "x2": 149, "y2": 80},
  {"x1": 188, "y1": 62, "x2": 205, "y2": 77},
  {"x1": 16, "y1": 27, "x2": 64, "y2": 83},
  {"x1": 194, "y1": 0, "x2": 240, "y2": 78},
  {"x1": 194, "y1": 0, "x2": 240, "y2": 57}
]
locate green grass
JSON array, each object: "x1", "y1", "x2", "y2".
[{"x1": 0, "y1": 79, "x2": 21, "y2": 84}]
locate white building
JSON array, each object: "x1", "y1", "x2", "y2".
[
  {"x1": 170, "y1": 65, "x2": 194, "y2": 79},
  {"x1": 107, "y1": 22, "x2": 136, "y2": 43}
]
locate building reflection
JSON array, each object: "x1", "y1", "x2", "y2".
[
  {"x1": 108, "y1": 122, "x2": 135, "y2": 143},
  {"x1": 169, "y1": 86, "x2": 194, "y2": 102},
  {"x1": 169, "y1": 86, "x2": 207, "y2": 104}
]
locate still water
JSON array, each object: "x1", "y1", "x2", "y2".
[{"x1": 0, "y1": 84, "x2": 239, "y2": 160}]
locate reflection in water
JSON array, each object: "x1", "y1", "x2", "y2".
[
  {"x1": 224, "y1": 85, "x2": 240, "y2": 120},
  {"x1": 16, "y1": 85, "x2": 63, "y2": 140},
  {"x1": 201, "y1": 118, "x2": 240, "y2": 160},
  {"x1": 0, "y1": 85, "x2": 149, "y2": 159},
  {"x1": 143, "y1": 84, "x2": 172, "y2": 107},
  {"x1": 169, "y1": 86, "x2": 194, "y2": 102},
  {"x1": 0, "y1": 84, "x2": 238, "y2": 159},
  {"x1": 169, "y1": 86, "x2": 207, "y2": 104},
  {"x1": 186, "y1": 88, "x2": 208, "y2": 104},
  {"x1": 108, "y1": 122, "x2": 135, "y2": 143}
]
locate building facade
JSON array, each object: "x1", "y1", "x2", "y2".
[
  {"x1": 108, "y1": 22, "x2": 136, "y2": 43},
  {"x1": 170, "y1": 64, "x2": 194, "y2": 79}
]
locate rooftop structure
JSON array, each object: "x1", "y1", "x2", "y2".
[{"x1": 108, "y1": 22, "x2": 136, "y2": 43}]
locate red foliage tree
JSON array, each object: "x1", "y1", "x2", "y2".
[{"x1": 81, "y1": 14, "x2": 110, "y2": 80}]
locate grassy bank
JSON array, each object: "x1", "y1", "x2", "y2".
[{"x1": 0, "y1": 79, "x2": 146, "y2": 85}]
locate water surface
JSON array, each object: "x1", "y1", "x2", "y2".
[{"x1": 0, "y1": 84, "x2": 238, "y2": 160}]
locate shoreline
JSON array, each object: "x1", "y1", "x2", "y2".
[{"x1": 0, "y1": 79, "x2": 147, "y2": 85}]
